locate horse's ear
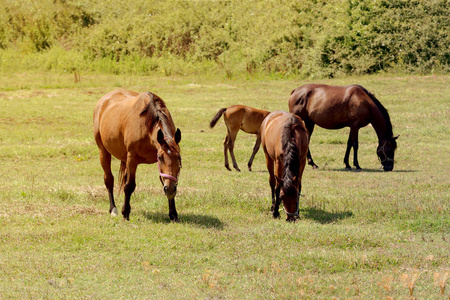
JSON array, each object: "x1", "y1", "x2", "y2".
[
  {"x1": 157, "y1": 129, "x2": 165, "y2": 145},
  {"x1": 175, "y1": 128, "x2": 181, "y2": 144},
  {"x1": 393, "y1": 135, "x2": 399, "y2": 140}
]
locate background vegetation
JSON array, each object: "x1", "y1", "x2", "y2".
[
  {"x1": 0, "y1": 0, "x2": 448, "y2": 297},
  {"x1": 0, "y1": 73, "x2": 449, "y2": 298},
  {"x1": 0, "y1": 0, "x2": 448, "y2": 77}
]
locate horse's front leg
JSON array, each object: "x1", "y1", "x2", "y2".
[
  {"x1": 168, "y1": 198, "x2": 178, "y2": 222},
  {"x1": 122, "y1": 157, "x2": 138, "y2": 220},
  {"x1": 272, "y1": 185, "x2": 281, "y2": 219}
]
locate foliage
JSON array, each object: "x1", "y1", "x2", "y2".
[{"x1": 0, "y1": 0, "x2": 448, "y2": 77}]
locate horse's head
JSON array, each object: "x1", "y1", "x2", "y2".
[
  {"x1": 157, "y1": 128, "x2": 181, "y2": 199},
  {"x1": 377, "y1": 135, "x2": 398, "y2": 171},
  {"x1": 280, "y1": 187, "x2": 299, "y2": 222}
]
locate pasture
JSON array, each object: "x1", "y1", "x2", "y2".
[{"x1": 0, "y1": 73, "x2": 448, "y2": 298}]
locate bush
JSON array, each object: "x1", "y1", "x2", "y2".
[{"x1": 0, "y1": 0, "x2": 448, "y2": 77}]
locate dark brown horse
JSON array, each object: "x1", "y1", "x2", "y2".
[
  {"x1": 261, "y1": 111, "x2": 309, "y2": 221},
  {"x1": 289, "y1": 84, "x2": 398, "y2": 171},
  {"x1": 93, "y1": 90, "x2": 182, "y2": 221},
  {"x1": 210, "y1": 105, "x2": 270, "y2": 171}
]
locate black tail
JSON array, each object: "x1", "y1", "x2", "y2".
[
  {"x1": 281, "y1": 115, "x2": 303, "y2": 197},
  {"x1": 209, "y1": 108, "x2": 227, "y2": 128}
]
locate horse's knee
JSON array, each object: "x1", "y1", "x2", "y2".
[
  {"x1": 124, "y1": 181, "x2": 136, "y2": 196},
  {"x1": 104, "y1": 174, "x2": 114, "y2": 190}
]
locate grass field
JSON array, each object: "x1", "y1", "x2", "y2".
[{"x1": 0, "y1": 73, "x2": 448, "y2": 299}]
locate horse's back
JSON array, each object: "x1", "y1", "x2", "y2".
[
  {"x1": 289, "y1": 84, "x2": 372, "y2": 129},
  {"x1": 224, "y1": 105, "x2": 269, "y2": 134},
  {"x1": 262, "y1": 111, "x2": 308, "y2": 171},
  {"x1": 261, "y1": 111, "x2": 295, "y2": 158},
  {"x1": 93, "y1": 89, "x2": 152, "y2": 161}
]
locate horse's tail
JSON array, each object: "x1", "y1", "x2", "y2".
[
  {"x1": 281, "y1": 115, "x2": 304, "y2": 196},
  {"x1": 209, "y1": 108, "x2": 227, "y2": 128},
  {"x1": 118, "y1": 160, "x2": 127, "y2": 195}
]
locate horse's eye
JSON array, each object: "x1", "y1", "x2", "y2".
[{"x1": 158, "y1": 155, "x2": 164, "y2": 162}]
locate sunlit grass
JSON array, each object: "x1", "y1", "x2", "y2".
[{"x1": 0, "y1": 73, "x2": 448, "y2": 298}]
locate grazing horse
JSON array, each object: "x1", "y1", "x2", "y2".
[
  {"x1": 93, "y1": 90, "x2": 182, "y2": 221},
  {"x1": 261, "y1": 111, "x2": 309, "y2": 221},
  {"x1": 288, "y1": 84, "x2": 398, "y2": 171},
  {"x1": 210, "y1": 105, "x2": 270, "y2": 171}
]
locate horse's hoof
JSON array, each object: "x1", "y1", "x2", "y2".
[
  {"x1": 169, "y1": 215, "x2": 179, "y2": 222},
  {"x1": 225, "y1": 166, "x2": 231, "y2": 171},
  {"x1": 110, "y1": 207, "x2": 118, "y2": 217},
  {"x1": 355, "y1": 168, "x2": 363, "y2": 172}
]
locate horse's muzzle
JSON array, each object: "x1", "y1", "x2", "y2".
[
  {"x1": 164, "y1": 184, "x2": 177, "y2": 199},
  {"x1": 383, "y1": 163, "x2": 394, "y2": 171}
]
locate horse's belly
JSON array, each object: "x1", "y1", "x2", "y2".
[{"x1": 102, "y1": 133, "x2": 128, "y2": 161}]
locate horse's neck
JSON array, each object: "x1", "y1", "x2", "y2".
[{"x1": 370, "y1": 104, "x2": 392, "y2": 142}]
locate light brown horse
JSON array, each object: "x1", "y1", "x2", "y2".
[
  {"x1": 261, "y1": 111, "x2": 309, "y2": 221},
  {"x1": 93, "y1": 90, "x2": 181, "y2": 221},
  {"x1": 209, "y1": 105, "x2": 270, "y2": 171},
  {"x1": 289, "y1": 84, "x2": 398, "y2": 171}
]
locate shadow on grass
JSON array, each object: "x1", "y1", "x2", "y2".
[
  {"x1": 299, "y1": 207, "x2": 353, "y2": 224},
  {"x1": 141, "y1": 211, "x2": 224, "y2": 230},
  {"x1": 325, "y1": 168, "x2": 417, "y2": 173}
]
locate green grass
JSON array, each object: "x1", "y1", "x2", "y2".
[{"x1": 0, "y1": 73, "x2": 449, "y2": 298}]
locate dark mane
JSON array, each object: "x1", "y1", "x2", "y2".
[
  {"x1": 139, "y1": 92, "x2": 172, "y2": 136},
  {"x1": 281, "y1": 115, "x2": 302, "y2": 197},
  {"x1": 356, "y1": 85, "x2": 394, "y2": 138}
]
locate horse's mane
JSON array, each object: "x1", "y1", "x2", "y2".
[
  {"x1": 281, "y1": 115, "x2": 303, "y2": 197},
  {"x1": 356, "y1": 85, "x2": 394, "y2": 138},
  {"x1": 139, "y1": 92, "x2": 172, "y2": 136}
]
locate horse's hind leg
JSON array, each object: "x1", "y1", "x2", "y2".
[
  {"x1": 304, "y1": 120, "x2": 319, "y2": 169},
  {"x1": 98, "y1": 148, "x2": 117, "y2": 216},
  {"x1": 247, "y1": 134, "x2": 261, "y2": 171},
  {"x1": 227, "y1": 129, "x2": 241, "y2": 172},
  {"x1": 223, "y1": 134, "x2": 232, "y2": 171}
]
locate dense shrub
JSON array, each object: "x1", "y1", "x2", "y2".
[{"x1": 0, "y1": 0, "x2": 448, "y2": 77}]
